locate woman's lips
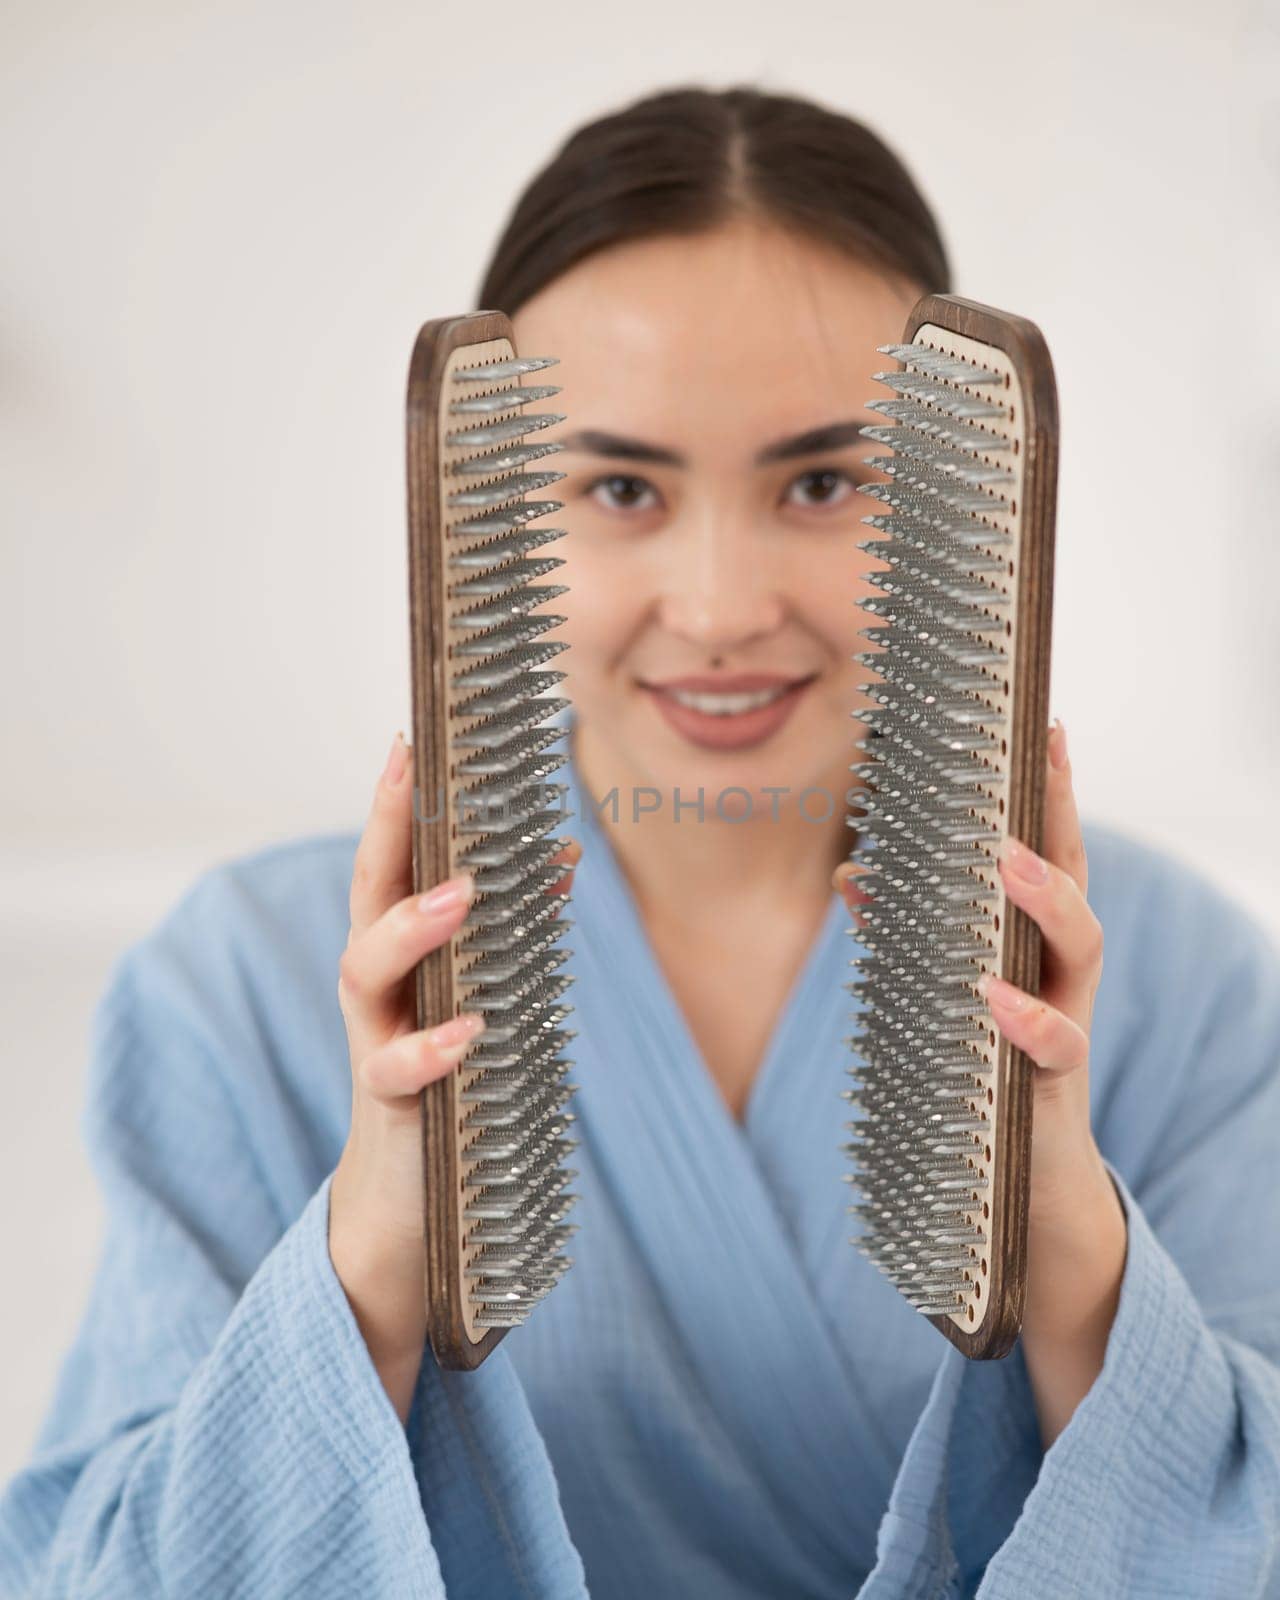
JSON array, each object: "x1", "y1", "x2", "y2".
[{"x1": 637, "y1": 673, "x2": 818, "y2": 751}]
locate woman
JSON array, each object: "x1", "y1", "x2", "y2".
[{"x1": 4, "y1": 85, "x2": 1279, "y2": 1600}]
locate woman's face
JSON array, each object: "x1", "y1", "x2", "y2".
[{"x1": 510, "y1": 214, "x2": 919, "y2": 819}]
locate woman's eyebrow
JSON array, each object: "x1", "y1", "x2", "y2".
[
  {"x1": 754, "y1": 420, "x2": 868, "y2": 464},
  {"x1": 553, "y1": 420, "x2": 867, "y2": 468},
  {"x1": 555, "y1": 429, "x2": 683, "y2": 465}
]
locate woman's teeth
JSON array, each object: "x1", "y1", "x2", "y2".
[{"x1": 664, "y1": 684, "x2": 793, "y2": 716}]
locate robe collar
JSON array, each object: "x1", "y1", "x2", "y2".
[{"x1": 553, "y1": 717, "x2": 911, "y2": 1567}]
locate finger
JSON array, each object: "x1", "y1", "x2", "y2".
[
  {"x1": 350, "y1": 733, "x2": 415, "y2": 939},
  {"x1": 832, "y1": 859, "x2": 873, "y2": 927},
  {"x1": 359, "y1": 1013, "x2": 487, "y2": 1103},
  {"x1": 978, "y1": 973, "x2": 1090, "y2": 1080},
  {"x1": 995, "y1": 833, "x2": 1103, "y2": 1029},
  {"x1": 548, "y1": 837, "x2": 582, "y2": 868},
  {"x1": 546, "y1": 836, "x2": 582, "y2": 900},
  {"x1": 1041, "y1": 717, "x2": 1087, "y2": 898},
  {"x1": 339, "y1": 874, "x2": 475, "y2": 1032}
]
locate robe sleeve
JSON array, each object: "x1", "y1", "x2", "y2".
[
  {"x1": 862, "y1": 877, "x2": 1280, "y2": 1600},
  {"x1": 0, "y1": 919, "x2": 588, "y2": 1600}
]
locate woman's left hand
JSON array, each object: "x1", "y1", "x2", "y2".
[{"x1": 834, "y1": 717, "x2": 1129, "y2": 1447}]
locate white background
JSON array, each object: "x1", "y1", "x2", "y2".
[{"x1": 3, "y1": 0, "x2": 1279, "y2": 1475}]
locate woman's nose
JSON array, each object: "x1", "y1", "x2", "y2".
[{"x1": 654, "y1": 517, "x2": 786, "y2": 650}]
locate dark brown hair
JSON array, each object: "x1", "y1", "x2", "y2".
[{"x1": 475, "y1": 84, "x2": 951, "y2": 315}]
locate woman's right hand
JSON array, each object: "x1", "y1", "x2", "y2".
[{"x1": 328, "y1": 730, "x2": 579, "y2": 1424}]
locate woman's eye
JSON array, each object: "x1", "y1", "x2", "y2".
[
  {"x1": 785, "y1": 467, "x2": 858, "y2": 510},
  {"x1": 585, "y1": 473, "x2": 660, "y2": 513}
]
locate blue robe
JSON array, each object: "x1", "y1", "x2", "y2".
[{"x1": 3, "y1": 717, "x2": 1280, "y2": 1598}]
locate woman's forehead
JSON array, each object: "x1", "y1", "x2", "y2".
[{"x1": 512, "y1": 222, "x2": 910, "y2": 445}]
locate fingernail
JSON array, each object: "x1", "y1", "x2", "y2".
[
  {"x1": 978, "y1": 972, "x2": 1028, "y2": 1011},
  {"x1": 1049, "y1": 717, "x2": 1069, "y2": 771},
  {"x1": 832, "y1": 861, "x2": 867, "y2": 896},
  {"x1": 429, "y1": 1013, "x2": 485, "y2": 1060},
  {"x1": 999, "y1": 836, "x2": 1049, "y2": 885},
  {"x1": 418, "y1": 872, "x2": 474, "y2": 915},
  {"x1": 383, "y1": 732, "x2": 409, "y2": 786},
  {"x1": 547, "y1": 839, "x2": 583, "y2": 882}
]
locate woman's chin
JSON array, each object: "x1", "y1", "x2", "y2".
[{"x1": 628, "y1": 703, "x2": 848, "y2": 824}]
